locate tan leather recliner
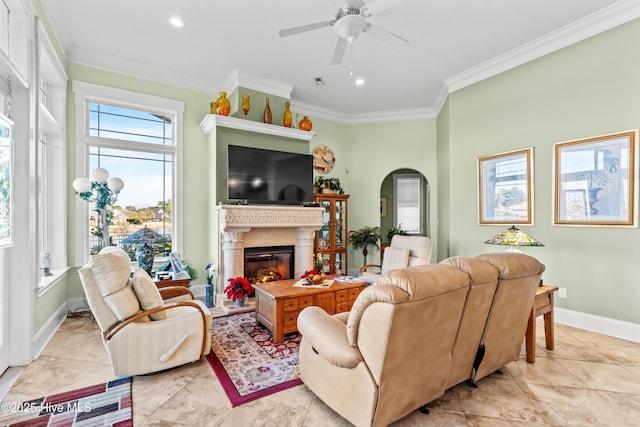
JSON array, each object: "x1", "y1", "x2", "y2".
[
  {"x1": 78, "y1": 247, "x2": 212, "y2": 376},
  {"x1": 298, "y1": 263, "x2": 471, "y2": 427},
  {"x1": 298, "y1": 252, "x2": 545, "y2": 426}
]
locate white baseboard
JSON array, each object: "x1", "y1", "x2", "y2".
[
  {"x1": 31, "y1": 302, "x2": 68, "y2": 360},
  {"x1": 555, "y1": 307, "x2": 640, "y2": 343}
]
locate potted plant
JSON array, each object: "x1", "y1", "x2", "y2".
[
  {"x1": 348, "y1": 226, "x2": 381, "y2": 265},
  {"x1": 386, "y1": 224, "x2": 408, "y2": 243},
  {"x1": 224, "y1": 276, "x2": 254, "y2": 307},
  {"x1": 314, "y1": 176, "x2": 344, "y2": 194}
]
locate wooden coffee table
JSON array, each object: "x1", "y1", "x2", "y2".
[{"x1": 253, "y1": 277, "x2": 368, "y2": 343}]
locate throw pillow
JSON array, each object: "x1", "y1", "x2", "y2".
[
  {"x1": 132, "y1": 269, "x2": 166, "y2": 321},
  {"x1": 381, "y1": 247, "x2": 410, "y2": 274}
]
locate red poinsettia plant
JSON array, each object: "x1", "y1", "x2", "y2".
[
  {"x1": 223, "y1": 276, "x2": 254, "y2": 302},
  {"x1": 300, "y1": 268, "x2": 320, "y2": 279}
]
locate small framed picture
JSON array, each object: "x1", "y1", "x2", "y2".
[
  {"x1": 380, "y1": 196, "x2": 388, "y2": 218},
  {"x1": 478, "y1": 148, "x2": 533, "y2": 225},
  {"x1": 554, "y1": 130, "x2": 637, "y2": 226}
]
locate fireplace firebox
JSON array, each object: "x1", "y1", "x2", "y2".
[{"x1": 244, "y1": 245, "x2": 295, "y2": 284}]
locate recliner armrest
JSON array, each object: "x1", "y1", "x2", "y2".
[{"x1": 297, "y1": 306, "x2": 363, "y2": 369}]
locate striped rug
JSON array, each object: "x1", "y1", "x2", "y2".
[{"x1": 2, "y1": 377, "x2": 132, "y2": 426}]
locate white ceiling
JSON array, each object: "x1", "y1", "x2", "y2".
[{"x1": 41, "y1": 0, "x2": 638, "y2": 121}]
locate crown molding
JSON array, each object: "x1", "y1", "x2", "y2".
[
  {"x1": 446, "y1": 0, "x2": 640, "y2": 93},
  {"x1": 224, "y1": 71, "x2": 294, "y2": 100},
  {"x1": 290, "y1": 100, "x2": 436, "y2": 124}
]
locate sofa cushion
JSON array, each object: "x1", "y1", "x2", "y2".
[
  {"x1": 381, "y1": 247, "x2": 410, "y2": 273},
  {"x1": 132, "y1": 269, "x2": 166, "y2": 321},
  {"x1": 91, "y1": 250, "x2": 140, "y2": 321}
]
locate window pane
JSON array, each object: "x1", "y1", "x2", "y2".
[
  {"x1": 0, "y1": 115, "x2": 12, "y2": 246},
  {"x1": 395, "y1": 176, "x2": 422, "y2": 234},
  {"x1": 89, "y1": 103, "x2": 173, "y2": 145},
  {"x1": 89, "y1": 146, "x2": 172, "y2": 256}
]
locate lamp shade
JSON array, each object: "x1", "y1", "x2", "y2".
[
  {"x1": 484, "y1": 226, "x2": 544, "y2": 247},
  {"x1": 92, "y1": 167, "x2": 110, "y2": 183},
  {"x1": 107, "y1": 177, "x2": 125, "y2": 193},
  {"x1": 121, "y1": 226, "x2": 167, "y2": 245},
  {"x1": 72, "y1": 177, "x2": 92, "y2": 193}
]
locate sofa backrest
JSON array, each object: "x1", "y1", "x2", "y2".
[
  {"x1": 439, "y1": 256, "x2": 500, "y2": 389},
  {"x1": 349, "y1": 263, "x2": 471, "y2": 424},
  {"x1": 389, "y1": 235, "x2": 432, "y2": 267},
  {"x1": 472, "y1": 252, "x2": 545, "y2": 381}
]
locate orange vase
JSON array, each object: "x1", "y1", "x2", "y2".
[
  {"x1": 215, "y1": 91, "x2": 230, "y2": 116},
  {"x1": 241, "y1": 94, "x2": 251, "y2": 115},
  {"x1": 210, "y1": 101, "x2": 217, "y2": 114},
  {"x1": 299, "y1": 115, "x2": 312, "y2": 131},
  {"x1": 283, "y1": 101, "x2": 292, "y2": 128}
]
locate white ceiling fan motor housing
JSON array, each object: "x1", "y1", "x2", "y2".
[{"x1": 334, "y1": 14, "x2": 367, "y2": 41}]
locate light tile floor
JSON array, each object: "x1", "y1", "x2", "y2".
[{"x1": 2, "y1": 311, "x2": 640, "y2": 426}]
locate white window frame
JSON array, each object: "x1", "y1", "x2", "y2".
[{"x1": 72, "y1": 81, "x2": 184, "y2": 266}]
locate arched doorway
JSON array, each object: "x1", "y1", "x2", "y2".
[{"x1": 379, "y1": 169, "x2": 430, "y2": 247}]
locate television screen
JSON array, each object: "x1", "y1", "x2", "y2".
[{"x1": 227, "y1": 145, "x2": 314, "y2": 204}]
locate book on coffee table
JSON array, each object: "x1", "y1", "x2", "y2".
[{"x1": 334, "y1": 276, "x2": 362, "y2": 284}]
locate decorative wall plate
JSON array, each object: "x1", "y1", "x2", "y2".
[{"x1": 312, "y1": 144, "x2": 335, "y2": 174}]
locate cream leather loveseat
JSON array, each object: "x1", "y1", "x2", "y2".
[
  {"x1": 79, "y1": 246, "x2": 212, "y2": 376},
  {"x1": 297, "y1": 252, "x2": 544, "y2": 427}
]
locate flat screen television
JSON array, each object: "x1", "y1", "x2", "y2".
[{"x1": 227, "y1": 145, "x2": 314, "y2": 204}]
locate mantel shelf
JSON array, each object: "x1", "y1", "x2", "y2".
[{"x1": 199, "y1": 114, "x2": 316, "y2": 141}]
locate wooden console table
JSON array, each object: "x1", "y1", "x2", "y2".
[
  {"x1": 253, "y1": 278, "x2": 367, "y2": 343},
  {"x1": 525, "y1": 285, "x2": 559, "y2": 363}
]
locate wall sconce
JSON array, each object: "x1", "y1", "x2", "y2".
[
  {"x1": 73, "y1": 168, "x2": 124, "y2": 250},
  {"x1": 484, "y1": 225, "x2": 544, "y2": 253}
]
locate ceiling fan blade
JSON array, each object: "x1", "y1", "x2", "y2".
[
  {"x1": 278, "y1": 20, "x2": 334, "y2": 37},
  {"x1": 360, "y1": 0, "x2": 410, "y2": 16},
  {"x1": 330, "y1": 38, "x2": 349, "y2": 65},
  {"x1": 365, "y1": 22, "x2": 409, "y2": 44},
  {"x1": 344, "y1": 0, "x2": 365, "y2": 8}
]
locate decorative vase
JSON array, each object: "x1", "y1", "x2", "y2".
[
  {"x1": 215, "y1": 91, "x2": 230, "y2": 116},
  {"x1": 299, "y1": 115, "x2": 312, "y2": 131},
  {"x1": 241, "y1": 94, "x2": 251, "y2": 115},
  {"x1": 321, "y1": 188, "x2": 338, "y2": 194},
  {"x1": 234, "y1": 296, "x2": 246, "y2": 307},
  {"x1": 263, "y1": 97, "x2": 272, "y2": 124},
  {"x1": 206, "y1": 278, "x2": 214, "y2": 308},
  {"x1": 136, "y1": 243, "x2": 155, "y2": 276},
  {"x1": 587, "y1": 188, "x2": 603, "y2": 215},
  {"x1": 210, "y1": 101, "x2": 217, "y2": 114},
  {"x1": 283, "y1": 101, "x2": 292, "y2": 128}
]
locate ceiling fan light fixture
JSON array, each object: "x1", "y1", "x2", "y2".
[{"x1": 334, "y1": 14, "x2": 366, "y2": 41}]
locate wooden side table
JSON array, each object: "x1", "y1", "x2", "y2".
[
  {"x1": 154, "y1": 277, "x2": 191, "y2": 299},
  {"x1": 525, "y1": 285, "x2": 559, "y2": 363}
]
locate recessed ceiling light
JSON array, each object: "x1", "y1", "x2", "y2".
[
  {"x1": 169, "y1": 17, "x2": 184, "y2": 28},
  {"x1": 355, "y1": 78, "x2": 365, "y2": 86}
]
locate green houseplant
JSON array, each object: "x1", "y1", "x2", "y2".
[
  {"x1": 348, "y1": 226, "x2": 381, "y2": 265},
  {"x1": 314, "y1": 176, "x2": 344, "y2": 194},
  {"x1": 386, "y1": 224, "x2": 408, "y2": 243}
]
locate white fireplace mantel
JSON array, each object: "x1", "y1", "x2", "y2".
[
  {"x1": 216, "y1": 204, "x2": 323, "y2": 290},
  {"x1": 199, "y1": 114, "x2": 317, "y2": 141}
]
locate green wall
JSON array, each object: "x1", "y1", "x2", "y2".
[{"x1": 443, "y1": 18, "x2": 640, "y2": 324}]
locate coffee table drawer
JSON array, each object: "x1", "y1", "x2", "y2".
[
  {"x1": 299, "y1": 296, "x2": 313, "y2": 309},
  {"x1": 336, "y1": 290, "x2": 348, "y2": 303},
  {"x1": 284, "y1": 311, "x2": 298, "y2": 326},
  {"x1": 336, "y1": 302, "x2": 349, "y2": 313},
  {"x1": 283, "y1": 298, "x2": 299, "y2": 311},
  {"x1": 349, "y1": 288, "x2": 361, "y2": 301}
]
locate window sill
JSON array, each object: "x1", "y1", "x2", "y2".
[{"x1": 37, "y1": 267, "x2": 71, "y2": 297}]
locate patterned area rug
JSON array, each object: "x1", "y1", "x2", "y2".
[
  {"x1": 2, "y1": 377, "x2": 132, "y2": 426},
  {"x1": 206, "y1": 312, "x2": 302, "y2": 406}
]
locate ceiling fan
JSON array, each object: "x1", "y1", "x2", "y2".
[{"x1": 278, "y1": 0, "x2": 410, "y2": 66}]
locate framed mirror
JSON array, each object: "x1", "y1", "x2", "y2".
[
  {"x1": 553, "y1": 130, "x2": 637, "y2": 226},
  {"x1": 478, "y1": 148, "x2": 533, "y2": 225}
]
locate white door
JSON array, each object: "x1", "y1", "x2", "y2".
[{"x1": 0, "y1": 249, "x2": 9, "y2": 375}]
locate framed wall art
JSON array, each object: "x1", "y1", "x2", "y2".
[
  {"x1": 553, "y1": 130, "x2": 637, "y2": 226},
  {"x1": 478, "y1": 148, "x2": 533, "y2": 225}
]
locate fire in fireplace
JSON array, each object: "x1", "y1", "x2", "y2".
[{"x1": 244, "y1": 245, "x2": 295, "y2": 284}]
